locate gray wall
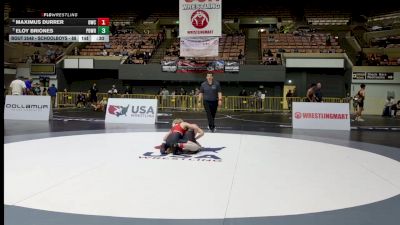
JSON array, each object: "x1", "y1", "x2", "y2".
[
  {"x1": 61, "y1": 69, "x2": 121, "y2": 92},
  {"x1": 56, "y1": 61, "x2": 349, "y2": 98},
  {"x1": 118, "y1": 64, "x2": 286, "y2": 82},
  {"x1": 286, "y1": 68, "x2": 347, "y2": 98},
  {"x1": 121, "y1": 80, "x2": 283, "y2": 96}
]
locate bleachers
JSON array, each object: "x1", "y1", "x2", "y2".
[
  {"x1": 260, "y1": 32, "x2": 343, "y2": 65},
  {"x1": 366, "y1": 54, "x2": 400, "y2": 66},
  {"x1": 370, "y1": 35, "x2": 400, "y2": 48},
  {"x1": 79, "y1": 32, "x2": 163, "y2": 62},
  {"x1": 223, "y1": 6, "x2": 294, "y2": 23},
  {"x1": 304, "y1": 8, "x2": 351, "y2": 25}
]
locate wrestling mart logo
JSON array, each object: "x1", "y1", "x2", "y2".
[
  {"x1": 191, "y1": 9, "x2": 209, "y2": 29},
  {"x1": 139, "y1": 147, "x2": 225, "y2": 163}
]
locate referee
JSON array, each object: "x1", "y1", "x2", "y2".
[{"x1": 198, "y1": 73, "x2": 222, "y2": 132}]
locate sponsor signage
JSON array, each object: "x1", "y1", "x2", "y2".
[
  {"x1": 179, "y1": 0, "x2": 222, "y2": 37},
  {"x1": 352, "y1": 72, "x2": 394, "y2": 80},
  {"x1": 224, "y1": 61, "x2": 240, "y2": 73},
  {"x1": 4, "y1": 95, "x2": 51, "y2": 120},
  {"x1": 292, "y1": 102, "x2": 350, "y2": 130},
  {"x1": 180, "y1": 37, "x2": 219, "y2": 57},
  {"x1": 161, "y1": 60, "x2": 178, "y2": 72},
  {"x1": 176, "y1": 59, "x2": 224, "y2": 73},
  {"x1": 161, "y1": 59, "x2": 239, "y2": 73},
  {"x1": 105, "y1": 98, "x2": 158, "y2": 124},
  {"x1": 366, "y1": 72, "x2": 394, "y2": 80},
  {"x1": 352, "y1": 72, "x2": 366, "y2": 80}
]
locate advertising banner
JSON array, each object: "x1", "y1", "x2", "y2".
[
  {"x1": 4, "y1": 95, "x2": 51, "y2": 120},
  {"x1": 292, "y1": 102, "x2": 350, "y2": 130},
  {"x1": 161, "y1": 60, "x2": 177, "y2": 72},
  {"x1": 352, "y1": 72, "x2": 366, "y2": 80},
  {"x1": 366, "y1": 72, "x2": 394, "y2": 80},
  {"x1": 176, "y1": 59, "x2": 224, "y2": 73},
  {"x1": 224, "y1": 61, "x2": 240, "y2": 73},
  {"x1": 179, "y1": 0, "x2": 222, "y2": 37},
  {"x1": 180, "y1": 37, "x2": 219, "y2": 57},
  {"x1": 105, "y1": 98, "x2": 158, "y2": 124}
]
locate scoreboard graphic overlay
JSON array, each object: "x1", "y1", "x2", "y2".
[{"x1": 9, "y1": 14, "x2": 110, "y2": 43}]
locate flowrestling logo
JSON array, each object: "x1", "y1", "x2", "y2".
[
  {"x1": 139, "y1": 147, "x2": 226, "y2": 163},
  {"x1": 108, "y1": 105, "x2": 129, "y2": 117}
]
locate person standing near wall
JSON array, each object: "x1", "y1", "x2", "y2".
[
  {"x1": 354, "y1": 83, "x2": 366, "y2": 122},
  {"x1": 315, "y1": 82, "x2": 323, "y2": 102},
  {"x1": 305, "y1": 83, "x2": 317, "y2": 102},
  {"x1": 198, "y1": 73, "x2": 222, "y2": 133},
  {"x1": 47, "y1": 84, "x2": 58, "y2": 108},
  {"x1": 9, "y1": 76, "x2": 27, "y2": 95}
]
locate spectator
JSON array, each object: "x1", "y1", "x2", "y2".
[
  {"x1": 89, "y1": 83, "x2": 99, "y2": 103},
  {"x1": 239, "y1": 88, "x2": 248, "y2": 96},
  {"x1": 391, "y1": 100, "x2": 400, "y2": 117},
  {"x1": 124, "y1": 85, "x2": 132, "y2": 94},
  {"x1": 194, "y1": 87, "x2": 200, "y2": 96},
  {"x1": 55, "y1": 48, "x2": 63, "y2": 57},
  {"x1": 382, "y1": 97, "x2": 395, "y2": 117},
  {"x1": 61, "y1": 88, "x2": 70, "y2": 106},
  {"x1": 73, "y1": 47, "x2": 80, "y2": 56},
  {"x1": 76, "y1": 91, "x2": 86, "y2": 108},
  {"x1": 9, "y1": 76, "x2": 26, "y2": 95},
  {"x1": 286, "y1": 89, "x2": 293, "y2": 111},
  {"x1": 326, "y1": 35, "x2": 331, "y2": 46},
  {"x1": 180, "y1": 87, "x2": 187, "y2": 95},
  {"x1": 42, "y1": 87, "x2": 47, "y2": 96},
  {"x1": 24, "y1": 78, "x2": 33, "y2": 95},
  {"x1": 238, "y1": 49, "x2": 244, "y2": 65},
  {"x1": 47, "y1": 84, "x2": 58, "y2": 108},
  {"x1": 32, "y1": 83, "x2": 41, "y2": 95},
  {"x1": 108, "y1": 85, "x2": 118, "y2": 96},
  {"x1": 26, "y1": 56, "x2": 33, "y2": 64}
]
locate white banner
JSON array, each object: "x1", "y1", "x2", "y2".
[
  {"x1": 292, "y1": 102, "x2": 350, "y2": 130},
  {"x1": 105, "y1": 98, "x2": 158, "y2": 124},
  {"x1": 180, "y1": 37, "x2": 219, "y2": 57},
  {"x1": 4, "y1": 95, "x2": 51, "y2": 121},
  {"x1": 179, "y1": 0, "x2": 222, "y2": 37}
]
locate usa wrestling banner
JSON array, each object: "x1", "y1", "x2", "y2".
[
  {"x1": 179, "y1": 0, "x2": 222, "y2": 37},
  {"x1": 180, "y1": 37, "x2": 219, "y2": 57}
]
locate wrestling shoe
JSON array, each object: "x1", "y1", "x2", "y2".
[
  {"x1": 159, "y1": 143, "x2": 167, "y2": 155},
  {"x1": 171, "y1": 143, "x2": 183, "y2": 155}
]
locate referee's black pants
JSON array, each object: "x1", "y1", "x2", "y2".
[{"x1": 203, "y1": 100, "x2": 218, "y2": 130}]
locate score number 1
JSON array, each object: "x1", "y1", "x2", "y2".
[{"x1": 97, "y1": 18, "x2": 110, "y2": 26}]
